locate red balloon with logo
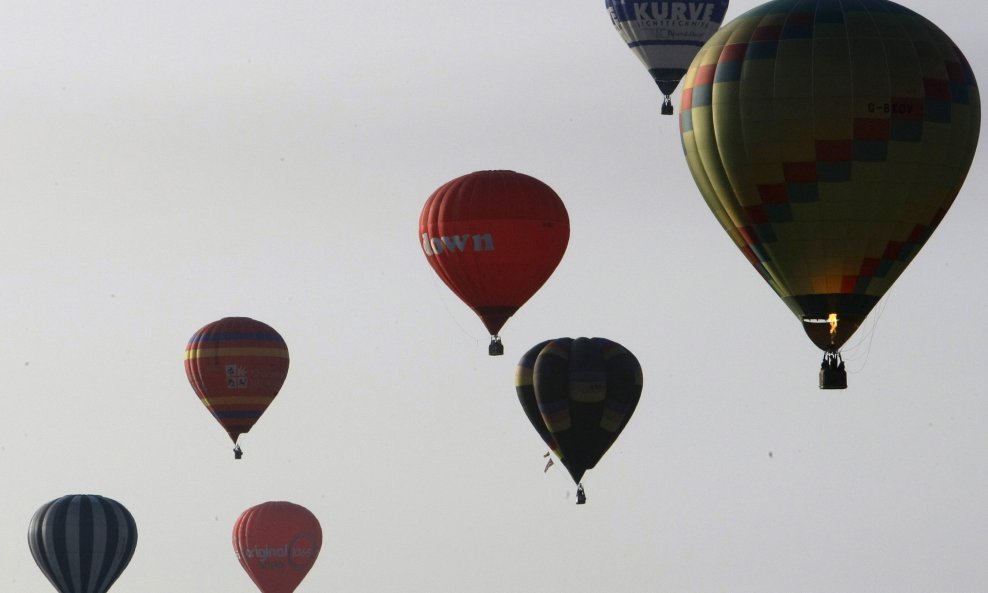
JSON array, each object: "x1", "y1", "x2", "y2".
[
  {"x1": 233, "y1": 501, "x2": 322, "y2": 593},
  {"x1": 419, "y1": 170, "x2": 569, "y2": 354}
]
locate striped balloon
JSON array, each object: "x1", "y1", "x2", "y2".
[
  {"x1": 28, "y1": 494, "x2": 137, "y2": 593},
  {"x1": 185, "y1": 317, "x2": 290, "y2": 450}
]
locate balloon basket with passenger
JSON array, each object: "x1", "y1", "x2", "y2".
[
  {"x1": 804, "y1": 314, "x2": 852, "y2": 390},
  {"x1": 819, "y1": 350, "x2": 847, "y2": 390},
  {"x1": 661, "y1": 95, "x2": 674, "y2": 116}
]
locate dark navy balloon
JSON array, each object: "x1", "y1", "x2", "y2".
[
  {"x1": 516, "y1": 338, "x2": 643, "y2": 485},
  {"x1": 28, "y1": 494, "x2": 138, "y2": 593}
]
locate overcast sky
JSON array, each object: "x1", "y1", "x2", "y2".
[{"x1": 1, "y1": 1, "x2": 985, "y2": 592}]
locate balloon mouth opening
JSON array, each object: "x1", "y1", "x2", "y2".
[{"x1": 801, "y1": 314, "x2": 864, "y2": 351}]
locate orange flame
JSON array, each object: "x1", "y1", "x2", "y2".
[{"x1": 828, "y1": 313, "x2": 839, "y2": 338}]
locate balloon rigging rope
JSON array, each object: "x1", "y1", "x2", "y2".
[
  {"x1": 429, "y1": 272, "x2": 482, "y2": 347},
  {"x1": 841, "y1": 292, "x2": 890, "y2": 374},
  {"x1": 839, "y1": 0, "x2": 896, "y2": 376}
]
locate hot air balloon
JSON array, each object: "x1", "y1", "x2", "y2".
[
  {"x1": 28, "y1": 494, "x2": 138, "y2": 593},
  {"x1": 516, "y1": 338, "x2": 643, "y2": 503},
  {"x1": 420, "y1": 170, "x2": 569, "y2": 355},
  {"x1": 185, "y1": 317, "x2": 290, "y2": 457},
  {"x1": 680, "y1": 0, "x2": 980, "y2": 388},
  {"x1": 606, "y1": 0, "x2": 730, "y2": 114},
  {"x1": 234, "y1": 501, "x2": 322, "y2": 593}
]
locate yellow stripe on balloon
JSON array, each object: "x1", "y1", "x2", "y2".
[
  {"x1": 569, "y1": 380, "x2": 606, "y2": 403},
  {"x1": 514, "y1": 366, "x2": 533, "y2": 386},
  {"x1": 185, "y1": 347, "x2": 289, "y2": 360},
  {"x1": 600, "y1": 409, "x2": 625, "y2": 433},
  {"x1": 201, "y1": 396, "x2": 276, "y2": 406}
]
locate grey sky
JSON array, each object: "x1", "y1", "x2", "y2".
[{"x1": 1, "y1": 1, "x2": 985, "y2": 592}]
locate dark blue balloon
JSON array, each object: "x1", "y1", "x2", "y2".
[
  {"x1": 28, "y1": 494, "x2": 138, "y2": 593},
  {"x1": 516, "y1": 338, "x2": 643, "y2": 485}
]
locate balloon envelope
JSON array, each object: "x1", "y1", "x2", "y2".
[
  {"x1": 419, "y1": 170, "x2": 569, "y2": 340},
  {"x1": 680, "y1": 0, "x2": 979, "y2": 350},
  {"x1": 28, "y1": 494, "x2": 138, "y2": 593},
  {"x1": 516, "y1": 338, "x2": 642, "y2": 484},
  {"x1": 234, "y1": 501, "x2": 322, "y2": 593},
  {"x1": 185, "y1": 317, "x2": 290, "y2": 444},
  {"x1": 607, "y1": 0, "x2": 729, "y2": 106}
]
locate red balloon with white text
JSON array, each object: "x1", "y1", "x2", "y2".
[
  {"x1": 419, "y1": 170, "x2": 569, "y2": 354},
  {"x1": 233, "y1": 501, "x2": 322, "y2": 593}
]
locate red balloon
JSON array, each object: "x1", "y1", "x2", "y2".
[
  {"x1": 419, "y1": 170, "x2": 569, "y2": 349},
  {"x1": 233, "y1": 501, "x2": 322, "y2": 593},
  {"x1": 185, "y1": 317, "x2": 289, "y2": 451}
]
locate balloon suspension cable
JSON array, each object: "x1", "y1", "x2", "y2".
[
  {"x1": 489, "y1": 335, "x2": 504, "y2": 356},
  {"x1": 234, "y1": 444, "x2": 243, "y2": 460},
  {"x1": 819, "y1": 349, "x2": 847, "y2": 390},
  {"x1": 576, "y1": 484, "x2": 586, "y2": 505},
  {"x1": 661, "y1": 95, "x2": 674, "y2": 115}
]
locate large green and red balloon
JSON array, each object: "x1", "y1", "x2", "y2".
[{"x1": 680, "y1": 0, "x2": 980, "y2": 357}]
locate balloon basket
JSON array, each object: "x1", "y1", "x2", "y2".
[
  {"x1": 489, "y1": 336, "x2": 504, "y2": 356},
  {"x1": 819, "y1": 351, "x2": 847, "y2": 390},
  {"x1": 661, "y1": 97, "x2": 674, "y2": 115}
]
